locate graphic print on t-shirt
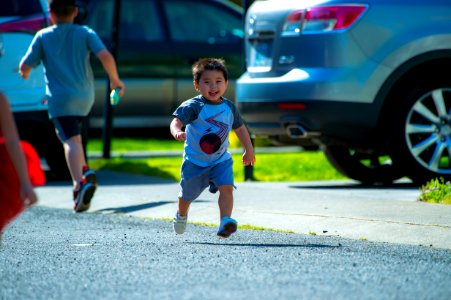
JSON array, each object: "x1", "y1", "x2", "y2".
[{"x1": 199, "y1": 110, "x2": 228, "y2": 154}]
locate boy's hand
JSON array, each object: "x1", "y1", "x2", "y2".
[
  {"x1": 18, "y1": 64, "x2": 31, "y2": 79},
  {"x1": 174, "y1": 131, "x2": 186, "y2": 142},
  {"x1": 234, "y1": 125, "x2": 256, "y2": 166},
  {"x1": 19, "y1": 71, "x2": 29, "y2": 79},
  {"x1": 170, "y1": 118, "x2": 185, "y2": 141},
  {"x1": 110, "y1": 80, "x2": 125, "y2": 97},
  {"x1": 20, "y1": 182, "x2": 37, "y2": 207},
  {"x1": 242, "y1": 150, "x2": 256, "y2": 166}
]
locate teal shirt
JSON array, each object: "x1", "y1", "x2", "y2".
[
  {"x1": 21, "y1": 24, "x2": 106, "y2": 118},
  {"x1": 173, "y1": 96, "x2": 244, "y2": 167}
]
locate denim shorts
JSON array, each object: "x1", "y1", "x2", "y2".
[
  {"x1": 178, "y1": 159, "x2": 234, "y2": 202},
  {"x1": 51, "y1": 116, "x2": 84, "y2": 141}
]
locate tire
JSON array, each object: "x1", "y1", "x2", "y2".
[
  {"x1": 324, "y1": 145, "x2": 403, "y2": 185},
  {"x1": 389, "y1": 82, "x2": 451, "y2": 185},
  {"x1": 38, "y1": 123, "x2": 72, "y2": 181},
  {"x1": 44, "y1": 135, "x2": 71, "y2": 181}
]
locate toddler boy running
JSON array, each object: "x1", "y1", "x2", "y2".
[{"x1": 170, "y1": 58, "x2": 255, "y2": 238}]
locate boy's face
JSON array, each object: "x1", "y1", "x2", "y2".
[{"x1": 193, "y1": 70, "x2": 228, "y2": 102}]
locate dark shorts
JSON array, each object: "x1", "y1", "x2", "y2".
[
  {"x1": 178, "y1": 159, "x2": 235, "y2": 202},
  {"x1": 51, "y1": 116, "x2": 84, "y2": 141}
]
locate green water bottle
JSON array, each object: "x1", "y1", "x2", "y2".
[{"x1": 110, "y1": 87, "x2": 121, "y2": 106}]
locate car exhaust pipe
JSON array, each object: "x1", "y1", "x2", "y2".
[{"x1": 286, "y1": 124, "x2": 307, "y2": 139}]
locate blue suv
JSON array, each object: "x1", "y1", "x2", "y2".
[{"x1": 236, "y1": 0, "x2": 451, "y2": 185}]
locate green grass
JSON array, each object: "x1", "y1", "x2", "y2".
[
  {"x1": 89, "y1": 157, "x2": 181, "y2": 181},
  {"x1": 419, "y1": 177, "x2": 451, "y2": 204},
  {"x1": 138, "y1": 216, "x2": 294, "y2": 233},
  {"x1": 87, "y1": 134, "x2": 274, "y2": 152},
  {"x1": 88, "y1": 138, "x2": 185, "y2": 152},
  {"x1": 237, "y1": 224, "x2": 294, "y2": 233},
  {"x1": 88, "y1": 152, "x2": 347, "y2": 182},
  {"x1": 87, "y1": 137, "x2": 347, "y2": 182},
  {"x1": 87, "y1": 138, "x2": 451, "y2": 203}
]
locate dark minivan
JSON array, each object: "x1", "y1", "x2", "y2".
[{"x1": 78, "y1": 0, "x2": 244, "y2": 129}]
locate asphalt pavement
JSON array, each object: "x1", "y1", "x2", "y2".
[
  {"x1": 2, "y1": 170, "x2": 451, "y2": 299},
  {"x1": 1, "y1": 206, "x2": 450, "y2": 300},
  {"x1": 34, "y1": 170, "x2": 451, "y2": 250}
]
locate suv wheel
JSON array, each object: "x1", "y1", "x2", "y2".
[
  {"x1": 389, "y1": 83, "x2": 451, "y2": 184},
  {"x1": 43, "y1": 135, "x2": 71, "y2": 181},
  {"x1": 324, "y1": 145, "x2": 403, "y2": 185}
]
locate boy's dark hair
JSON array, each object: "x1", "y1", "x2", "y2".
[
  {"x1": 192, "y1": 58, "x2": 228, "y2": 83},
  {"x1": 49, "y1": 0, "x2": 76, "y2": 17}
]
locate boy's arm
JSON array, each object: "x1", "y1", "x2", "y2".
[
  {"x1": 18, "y1": 63, "x2": 32, "y2": 80},
  {"x1": 233, "y1": 125, "x2": 256, "y2": 166},
  {"x1": 19, "y1": 33, "x2": 41, "y2": 80},
  {"x1": 170, "y1": 117, "x2": 186, "y2": 141},
  {"x1": 96, "y1": 49, "x2": 125, "y2": 96}
]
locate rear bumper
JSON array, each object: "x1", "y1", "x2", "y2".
[
  {"x1": 236, "y1": 67, "x2": 380, "y2": 103},
  {"x1": 13, "y1": 109, "x2": 49, "y2": 126},
  {"x1": 237, "y1": 100, "x2": 377, "y2": 144},
  {"x1": 236, "y1": 68, "x2": 382, "y2": 145}
]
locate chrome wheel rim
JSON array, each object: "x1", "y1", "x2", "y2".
[{"x1": 405, "y1": 88, "x2": 451, "y2": 174}]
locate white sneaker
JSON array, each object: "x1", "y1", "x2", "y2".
[{"x1": 173, "y1": 212, "x2": 188, "y2": 234}]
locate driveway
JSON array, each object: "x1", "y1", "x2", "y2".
[{"x1": 35, "y1": 170, "x2": 451, "y2": 250}]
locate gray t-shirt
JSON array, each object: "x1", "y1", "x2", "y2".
[
  {"x1": 173, "y1": 95, "x2": 244, "y2": 167},
  {"x1": 21, "y1": 24, "x2": 105, "y2": 118}
]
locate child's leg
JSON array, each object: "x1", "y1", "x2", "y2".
[
  {"x1": 178, "y1": 197, "x2": 191, "y2": 216},
  {"x1": 211, "y1": 160, "x2": 236, "y2": 237},
  {"x1": 174, "y1": 197, "x2": 191, "y2": 234},
  {"x1": 63, "y1": 134, "x2": 86, "y2": 191},
  {"x1": 52, "y1": 117, "x2": 88, "y2": 191},
  {"x1": 173, "y1": 160, "x2": 209, "y2": 234},
  {"x1": 217, "y1": 185, "x2": 237, "y2": 238},
  {"x1": 177, "y1": 160, "x2": 207, "y2": 215},
  {"x1": 217, "y1": 185, "x2": 234, "y2": 219}
]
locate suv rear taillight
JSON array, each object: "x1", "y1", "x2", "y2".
[
  {"x1": 0, "y1": 16, "x2": 48, "y2": 33},
  {"x1": 282, "y1": 5, "x2": 368, "y2": 36}
]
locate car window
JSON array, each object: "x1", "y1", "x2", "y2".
[
  {"x1": 119, "y1": 0, "x2": 163, "y2": 42},
  {"x1": 1, "y1": 0, "x2": 42, "y2": 16},
  {"x1": 84, "y1": 0, "x2": 163, "y2": 43},
  {"x1": 163, "y1": 0, "x2": 243, "y2": 44},
  {"x1": 84, "y1": 0, "x2": 114, "y2": 43}
]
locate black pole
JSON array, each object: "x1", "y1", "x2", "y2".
[
  {"x1": 242, "y1": 0, "x2": 255, "y2": 181},
  {"x1": 244, "y1": 133, "x2": 255, "y2": 181},
  {"x1": 102, "y1": 0, "x2": 121, "y2": 159}
]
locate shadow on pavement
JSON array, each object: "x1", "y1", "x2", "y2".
[
  {"x1": 187, "y1": 242, "x2": 341, "y2": 248},
  {"x1": 96, "y1": 201, "x2": 174, "y2": 214},
  {"x1": 95, "y1": 199, "x2": 211, "y2": 214}
]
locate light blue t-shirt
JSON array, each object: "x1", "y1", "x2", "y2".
[
  {"x1": 21, "y1": 24, "x2": 106, "y2": 118},
  {"x1": 173, "y1": 95, "x2": 244, "y2": 167}
]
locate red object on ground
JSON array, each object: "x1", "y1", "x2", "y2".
[
  {"x1": 0, "y1": 138, "x2": 45, "y2": 232},
  {"x1": 20, "y1": 140, "x2": 46, "y2": 187}
]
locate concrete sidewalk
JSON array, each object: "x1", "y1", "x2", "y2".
[{"x1": 36, "y1": 170, "x2": 451, "y2": 250}]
